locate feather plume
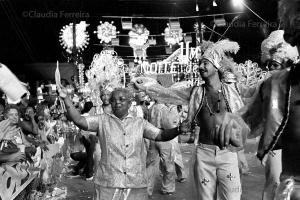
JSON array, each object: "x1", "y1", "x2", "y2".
[
  {"x1": 213, "y1": 39, "x2": 240, "y2": 56},
  {"x1": 202, "y1": 39, "x2": 240, "y2": 69}
]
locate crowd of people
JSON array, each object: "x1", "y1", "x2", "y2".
[{"x1": 1, "y1": 0, "x2": 300, "y2": 199}]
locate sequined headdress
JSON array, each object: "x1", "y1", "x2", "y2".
[{"x1": 261, "y1": 30, "x2": 298, "y2": 64}]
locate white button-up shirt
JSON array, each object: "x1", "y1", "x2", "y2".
[{"x1": 85, "y1": 112, "x2": 161, "y2": 188}]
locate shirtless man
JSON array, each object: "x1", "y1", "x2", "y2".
[{"x1": 134, "y1": 39, "x2": 250, "y2": 200}]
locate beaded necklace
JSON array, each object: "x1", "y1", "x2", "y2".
[{"x1": 205, "y1": 84, "x2": 231, "y2": 116}]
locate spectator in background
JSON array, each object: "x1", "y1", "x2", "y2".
[
  {"x1": 68, "y1": 101, "x2": 97, "y2": 181},
  {"x1": 147, "y1": 102, "x2": 186, "y2": 197},
  {"x1": 100, "y1": 88, "x2": 112, "y2": 114},
  {"x1": 0, "y1": 105, "x2": 35, "y2": 163}
]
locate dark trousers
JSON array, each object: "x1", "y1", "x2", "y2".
[{"x1": 70, "y1": 135, "x2": 97, "y2": 177}]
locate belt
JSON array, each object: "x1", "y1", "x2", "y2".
[{"x1": 197, "y1": 142, "x2": 220, "y2": 151}]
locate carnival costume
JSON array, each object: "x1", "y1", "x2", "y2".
[
  {"x1": 258, "y1": 30, "x2": 299, "y2": 200},
  {"x1": 241, "y1": 0, "x2": 300, "y2": 199},
  {"x1": 134, "y1": 40, "x2": 251, "y2": 200}
]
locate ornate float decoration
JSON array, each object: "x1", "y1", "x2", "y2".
[
  {"x1": 163, "y1": 23, "x2": 183, "y2": 46},
  {"x1": 128, "y1": 24, "x2": 150, "y2": 63},
  {"x1": 85, "y1": 50, "x2": 126, "y2": 113},
  {"x1": 59, "y1": 21, "x2": 89, "y2": 55},
  {"x1": 95, "y1": 21, "x2": 118, "y2": 44},
  {"x1": 234, "y1": 60, "x2": 268, "y2": 87},
  {"x1": 77, "y1": 63, "x2": 85, "y2": 87}
]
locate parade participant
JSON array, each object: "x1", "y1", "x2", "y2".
[
  {"x1": 259, "y1": 30, "x2": 299, "y2": 200},
  {"x1": 134, "y1": 39, "x2": 250, "y2": 200},
  {"x1": 146, "y1": 102, "x2": 186, "y2": 197},
  {"x1": 57, "y1": 86, "x2": 187, "y2": 200},
  {"x1": 240, "y1": 0, "x2": 300, "y2": 199},
  {"x1": 20, "y1": 106, "x2": 39, "y2": 138},
  {"x1": 99, "y1": 88, "x2": 112, "y2": 114}
]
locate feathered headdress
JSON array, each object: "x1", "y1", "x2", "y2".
[
  {"x1": 200, "y1": 40, "x2": 214, "y2": 54},
  {"x1": 261, "y1": 30, "x2": 298, "y2": 63},
  {"x1": 278, "y1": 0, "x2": 300, "y2": 46},
  {"x1": 202, "y1": 39, "x2": 240, "y2": 69}
]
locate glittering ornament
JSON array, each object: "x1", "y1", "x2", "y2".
[
  {"x1": 128, "y1": 24, "x2": 149, "y2": 62},
  {"x1": 129, "y1": 24, "x2": 149, "y2": 47},
  {"x1": 85, "y1": 50, "x2": 126, "y2": 113},
  {"x1": 234, "y1": 60, "x2": 268, "y2": 87},
  {"x1": 163, "y1": 23, "x2": 183, "y2": 46},
  {"x1": 95, "y1": 21, "x2": 118, "y2": 44},
  {"x1": 77, "y1": 63, "x2": 85, "y2": 87},
  {"x1": 59, "y1": 21, "x2": 89, "y2": 54}
]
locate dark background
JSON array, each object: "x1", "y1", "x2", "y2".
[{"x1": 0, "y1": 0, "x2": 278, "y2": 81}]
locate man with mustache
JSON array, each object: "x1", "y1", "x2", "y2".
[{"x1": 134, "y1": 39, "x2": 250, "y2": 200}]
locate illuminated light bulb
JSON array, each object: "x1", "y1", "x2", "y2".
[
  {"x1": 213, "y1": 0, "x2": 217, "y2": 7},
  {"x1": 232, "y1": 0, "x2": 244, "y2": 8},
  {"x1": 196, "y1": 3, "x2": 199, "y2": 11}
]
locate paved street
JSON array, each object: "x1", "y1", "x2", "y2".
[{"x1": 63, "y1": 138, "x2": 265, "y2": 200}]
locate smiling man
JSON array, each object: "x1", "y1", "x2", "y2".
[
  {"x1": 133, "y1": 39, "x2": 251, "y2": 200},
  {"x1": 57, "y1": 86, "x2": 186, "y2": 200}
]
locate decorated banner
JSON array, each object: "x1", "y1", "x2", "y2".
[
  {"x1": 0, "y1": 162, "x2": 38, "y2": 200},
  {"x1": 163, "y1": 23, "x2": 183, "y2": 46},
  {"x1": 128, "y1": 24, "x2": 150, "y2": 62}
]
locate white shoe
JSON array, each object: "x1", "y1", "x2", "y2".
[{"x1": 86, "y1": 176, "x2": 93, "y2": 181}]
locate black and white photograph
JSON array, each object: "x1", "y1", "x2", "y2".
[{"x1": 0, "y1": 0, "x2": 300, "y2": 199}]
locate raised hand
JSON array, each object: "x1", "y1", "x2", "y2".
[
  {"x1": 56, "y1": 84, "x2": 68, "y2": 99},
  {"x1": 214, "y1": 112, "x2": 248, "y2": 149}
]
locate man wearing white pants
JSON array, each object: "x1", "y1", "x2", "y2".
[{"x1": 146, "y1": 103, "x2": 186, "y2": 196}]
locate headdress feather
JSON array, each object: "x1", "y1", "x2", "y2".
[{"x1": 202, "y1": 39, "x2": 240, "y2": 69}]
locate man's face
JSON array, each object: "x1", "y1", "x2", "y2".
[
  {"x1": 101, "y1": 90, "x2": 112, "y2": 106},
  {"x1": 110, "y1": 91, "x2": 131, "y2": 119},
  {"x1": 6, "y1": 108, "x2": 19, "y2": 125},
  {"x1": 199, "y1": 59, "x2": 217, "y2": 78},
  {"x1": 25, "y1": 107, "x2": 34, "y2": 120},
  {"x1": 266, "y1": 60, "x2": 283, "y2": 71},
  {"x1": 37, "y1": 115, "x2": 45, "y2": 129},
  {"x1": 43, "y1": 108, "x2": 51, "y2": 119}
]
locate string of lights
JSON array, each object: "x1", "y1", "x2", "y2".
[{"x1": 101, "y1": 12, "x2": 244, "y2": 19}]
